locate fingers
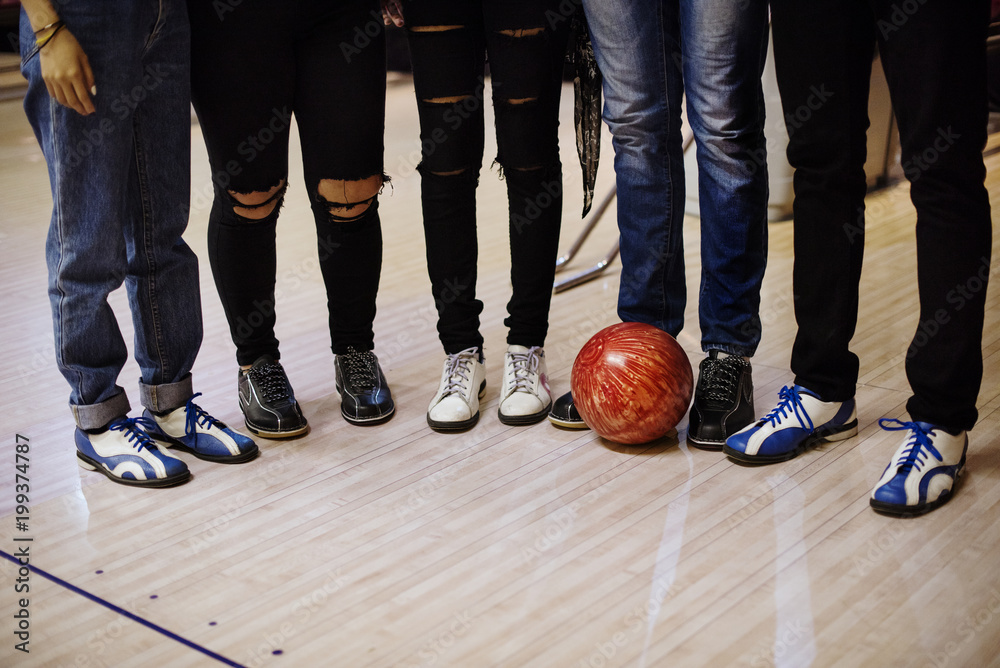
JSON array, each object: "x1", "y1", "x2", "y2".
[
  {"x1": 39, "y1": 30, "x2": 95, "y2": 115},
  {"x1": 381, "y1": 0, "x2": 404, "y2": 27},
  {"x1": 69, "y1": 77, "x2": 95, "y2": 115}
]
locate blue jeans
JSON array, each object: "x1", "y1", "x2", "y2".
[
  {"x1": 582, "y1": 0, "x2": 769, "y2": 356},
  {"x1": 20, "y1": 0, "x2": 201, "y2": 430}
]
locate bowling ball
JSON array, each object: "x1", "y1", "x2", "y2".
[{"x1": 571, "y1": 322, "x2": 693, "y2": 445}]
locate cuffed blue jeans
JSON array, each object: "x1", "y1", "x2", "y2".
[
  {"x1": 582, "y1": 0, "x2": 769, "y2": 356},
  {"x1": 21, "y1": 0, "x2": 201, "y2": 430}
]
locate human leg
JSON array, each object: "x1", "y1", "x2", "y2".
[
  {"x1": 680, "y1": 0, "x2": 769, "y2": 448},
  {"x1": 581, "y1": 0, "x2": 687, "y2": 334},
  {"x1": 484, "y1": 0, "x2": 571, "y2": 424},
  {"x1": 725, "y1": 0, "x2": 872, "y2": 462},
  {"x1": 296, "y1": 0, "x2": 394, "y2": 425},
  {"x1": 403, "y1": 0, "x2": 489, "y2": 430},
  {"x1": 868, "y1": 0, "x2": 991, "y2": 514},
  {"x1": 189, "y1": 3, "x2": 307, "y2": 437},
  {"x1": 404, "y1": 0, "x2": 487, "y2": 355}
]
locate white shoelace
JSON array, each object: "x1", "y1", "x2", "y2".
[
  {"x1": 508, "y1": 347, "x2": 543, "y2": 393},
  {"x1": 442, "y1": 347, "x2": 481, "y2": 397}
]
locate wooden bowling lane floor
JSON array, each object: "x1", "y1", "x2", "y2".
[{"x1": 2, "y1": 80, "x2": 1000, "y2": 667}]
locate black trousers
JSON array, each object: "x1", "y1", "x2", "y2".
[
  {"x1": 770, "y1": 0, "x2": 993, "y2": 430},
  {"x1": 403, "y1": 0, "x2": 572, "y2": 354},
  {"x1": 188, "y1": 0, "x2": 387, "y2": 365}
]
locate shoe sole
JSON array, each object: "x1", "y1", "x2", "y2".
[
  {"x1": 428, "y1": 411, "x2": 480, "y2": 432},
  {"x1": 687, "y1": 435, "x2": 724, "y2": 451},
  {"x1": 547, "y1": 414, "x2": 589, "y2": 430},
  {"x1": 499, "y1": 401, "x2": 553, "y2": 426},
  {"x1": 723, "y1": 419, "x2": 859, "y2": 465},
  {"x1": 151, "y1": 434, "x2": 260, "y2": 464},
  {"x1": 77, "y1": 452, "x2": 191, "y2": 488},
  {"x1": 244, "y1": 420, "x2": 310, "y2": 439},
  {"x1": 342, "y1": 405, "x2": 395, "y2": 426}
]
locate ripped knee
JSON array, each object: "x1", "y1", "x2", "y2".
[
  {"x1": 227, "y1": 179, "x2": 288, "y2": 221},
  {"x1": 316, "y1": 175, "x2": 385, "y2": 223},
  {"x1": 497, "y1": 27, "x2": 545, "y2": 38}
]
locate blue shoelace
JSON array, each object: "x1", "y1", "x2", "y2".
[
  {"x1": 878, "y1": 418, "x2": 943, "y2": 473},
  {"x1": 761, "y1": 385, "x2": 814, "y2": 431},
  {"x1": 107, "y1": 416, "x2": 158, "y2": 452},
  {"x1": 183, "y1": 392, "x2": 222, "y2": 437}
]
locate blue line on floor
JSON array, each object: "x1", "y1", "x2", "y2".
[{"x1": 0, "y1": 548, "x2": 246, "y2": 667}]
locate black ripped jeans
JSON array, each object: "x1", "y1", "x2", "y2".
[
  {"x1": 403, "y1": 0, "x2": 572, "y2": 354},
  {"x1": 188, "y1": 0, "x2": 387, "y2": 365}
]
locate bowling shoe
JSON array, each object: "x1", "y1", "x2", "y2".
[
  {"x1": 870, "y1": 419, "x2": 967, "y2": 516},
  {"x1": 239, "y1": 355, "x2": 309, "y2": 438},
  {"x1": 144, "y1": 393, "x2": 259, "y2": 464},
  {"x1": 548, "y1": 391, "x2": 588, "y2": 429},
  {"x1": 723, "y1": 384, "x2": 858, "y2": 464},
  {"x1": 76, "y1": 416, "x2": 191, "y2": 487},
  {"x1": 688, "y1": 351, "x2": 754, "y2": 450},
  {"x1": 499, "y1": 345, "x2": 552, "y2": 426},
  {"x1": 427, "y1": 347, "x2": 487, "y2": 431},
  {"x1": 335, "y1": 347, "x2": 396, "y2": 426}
]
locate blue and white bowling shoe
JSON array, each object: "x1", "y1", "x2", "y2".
[
  {"x1": 144, "y1": 393, "x2": 258, "y2": 464},
  {"x1": 870, "y1": 419, "x2": 967, "y2": 516},
  {"x1": 724, "y1": 384, "x2": 858, "y2": 464},
  {"x1": 76, "y1": 417, "x2": 190, "y2": 487}
]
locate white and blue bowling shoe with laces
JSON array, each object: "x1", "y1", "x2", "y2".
[
  {"x1": 75, "y1": 417, "x2": 190, "y2": 487},
  {"x1": 724, "y1": 384, "x2": 858, "y2": 464},
  {"x1": 870, "y1": 419, "x2": 967, "y2": 516},
  {"x1": 144, "y1": 393, "x2": 258, "y2": 464}
]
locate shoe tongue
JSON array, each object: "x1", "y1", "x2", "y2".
[
  {"x1": 253, "y1": 354, "x2": 277, "y2": 368},
  {"x1": 508, "y1": 345, "x2": 531, "y2": 354},
  {"x1": 794, "y1": 385, "x2": 821, "y2": 400}
]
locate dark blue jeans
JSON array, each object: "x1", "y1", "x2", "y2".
[
  {"x1": 582, "y1": 0, "x2": 770, "y2": 356},
  {"x1": 771, "y1": 0, "x2": 992, "y2": 430},
  {"x1": 21, "y1": 1, "x2": 200, "y2": 430}
]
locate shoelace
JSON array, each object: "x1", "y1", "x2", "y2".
[
  {"x1": 183, "y1": 392, "x2": 222, "y2": 436},
  {"x1": 248, "y1": 361, "x2": 292, "y2": 402},
  {"x1": 442, "y1": 347, "x2": 480, "y2": 397},
  {"x1": 108, "y1": 416, "x2": 158, "y2": 452},
  {"x1": 341, "y1": 348, "x2": 378, "y2": 391},
  {"x1": 508, "y1": 347, "x2": 542, "y2": 393},
  {"x1": 879, "y1": 418, "x2": 942, "y2": 473},
  {"x1": 761, "y1": 385, "x2": 814, "y2": 431},
  {"x1": 699, "y1": 355, "x2": 745, "y2": 404}
]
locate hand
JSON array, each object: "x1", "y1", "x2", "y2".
[
  {"x1": 39, "y1": 28, "x2": 95, "y2": 116},
  {"x1": 380, "y1": 0, "x2": 404, "y2": 27}
]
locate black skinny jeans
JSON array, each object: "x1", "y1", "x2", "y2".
[
  {"x1": 403, "y1": 0, "x2": 572, "y2": 354},
  {"x1": 188, "y1": 0, "x2": 387, "y2": 365},
  {"x1": 770, "y1": 0, "x2": 992, "y2": 430}
]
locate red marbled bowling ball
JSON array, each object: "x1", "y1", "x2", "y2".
[{"x1": 571, "y1": 322, "x2": 693, "y2": 444}]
